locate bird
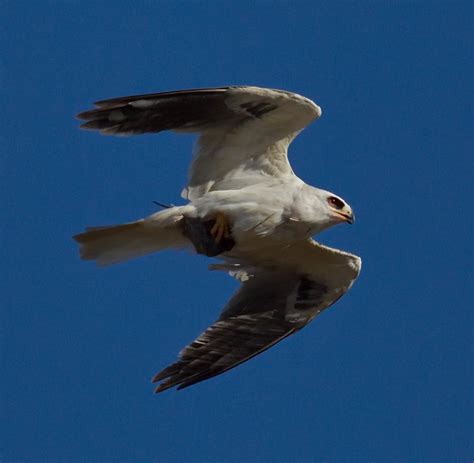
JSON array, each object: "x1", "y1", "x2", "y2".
[{"x1": 73, "y1": 86, "x2": 361, "y2": 393}]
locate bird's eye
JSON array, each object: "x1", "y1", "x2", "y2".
[{"x1": 328, "y1": 196, "x2": 344, "y2": 210}]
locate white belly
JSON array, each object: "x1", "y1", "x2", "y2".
[{"x1": 192, "y1": 184, "x2": 315, "y2": 244}]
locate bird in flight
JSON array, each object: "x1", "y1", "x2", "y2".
[{"x1": 74, "y1": 86, "x2": 361, "y2": 393}]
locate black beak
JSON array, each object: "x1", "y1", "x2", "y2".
[
  {"x1": 346, "y1": 213, "x2": 355, "y2": 225},
  {"x1": 333, "y1": 210, "x2": 355, "y2": 224}
]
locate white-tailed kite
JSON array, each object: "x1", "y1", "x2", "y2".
[{"x1": 74, "y1": 86, "x2": 361, "y2": 393}]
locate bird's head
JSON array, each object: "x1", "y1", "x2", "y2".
[
  {"x1": 325, "y1": 193, "x2": 354, "y2": 225},
  {"x1": 296, "y1": 185, "x2": 355, "y2": 236},
  {"x1": 304, "y1": 187, "x2": 355, "y2": 233}
]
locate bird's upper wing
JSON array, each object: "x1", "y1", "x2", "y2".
[
  {"x1": 77, "y1": 86, "x2": 321, "y2": 199},
  {"x1": 152, "y1": 240, "x2": 361, "y2": 392}
]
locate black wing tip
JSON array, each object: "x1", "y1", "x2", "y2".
[
  {"x1": 151, "y1": 363, "x2": 185, "y2": 393},
  {"x1": 153, "y1": 382, "x2": 193, "y2": 394},
  {"x1": 151, "y1": 360, "x2": 223, "y2": 394},
  {"x1": 151, "y1": 371, "x2": 170, "y2": 384},
  {"x1": 75, "y1": 86, "x2": 240, "y2": 133},
  {"x1": 92, "y1": 86, "x2": 234, "y2": 108},
  {"x1": 153, "y1": 384, "x2": 172, "y2": 394},
  {"x1": 152, "y1": 376, "x2": 172, "y2": 394},
  {"x1": 153, "y1": 378, "x2": 188, "y2": 393},
  {"x1": 76, "y1": 110, "x2": 93, "y2": 121},
  {"x1": 153, "y1": 374, "x2": 215, "y2": 394}
]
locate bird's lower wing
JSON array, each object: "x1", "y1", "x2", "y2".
[
  {"x1": 152, "y1": 239, "x2": 361, "y2": 393},
  {"x1": 152, "y1": 311, "x2": 299, "y2": 393}
]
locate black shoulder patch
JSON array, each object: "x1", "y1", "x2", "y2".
[
  {"x1": 239, "y1": 101, "x2": 278, "y2": 118},
  {"x1": 294, "y1": 277, "x2": 327, "y2": 310}
]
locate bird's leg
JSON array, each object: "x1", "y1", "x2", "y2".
[
  {"x1": 210, "y1": 212, "x2": 230, "y2": 244},
  {"x1": 182, "y1": 214, "x2": 235, "y2": 257}
]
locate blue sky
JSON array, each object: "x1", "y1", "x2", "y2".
[{"x1": 1, "y1": 1, "x2": 472, "y2": 462}]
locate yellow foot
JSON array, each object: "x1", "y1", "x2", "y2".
[{"x1": 210, "y1": 212, "x2": 230, "y2": 243}]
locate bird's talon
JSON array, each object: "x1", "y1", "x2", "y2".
[{"x1": 210, "y1": 213, "x2": 230, "y2": 244}]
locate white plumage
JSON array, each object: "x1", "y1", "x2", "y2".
[{"x1": 74, "y1": 86, "x2": 361, "y2": 392}]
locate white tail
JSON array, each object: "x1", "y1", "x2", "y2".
[{"x1": 73, "y1": 206, "x2": 194, "y2": 266}]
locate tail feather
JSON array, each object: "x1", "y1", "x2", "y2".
[{"x1": 74, "y1": 207, "x2": 192, "y2": 266}]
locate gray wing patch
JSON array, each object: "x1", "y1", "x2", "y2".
[
  {"x1": 77, "y1": 89, "x2": 235, "y2": 135},
  {"x1": 76, "y1": 87, "x2": 279, "y2": 136},
  {"x1": 152, "y1": 311, "x2": 298, "y2": 393}
]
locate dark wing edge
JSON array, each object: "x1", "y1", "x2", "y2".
[
  {"x1": 76, "y1": 87, "x2": 232, "y2": 135},
  {"x1": 92, "y1": 87, "x2": 231, "y2": 108},
  {"x1": 152, "y1": 311, "x2": 301, "y2": 393},
  {"x1": 75, "y1": 86, "x2": 321, "y2": 137}
]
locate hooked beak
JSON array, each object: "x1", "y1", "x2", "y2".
[{"x1": 333, "y1": 210, "x2": 355, "y2": 224}]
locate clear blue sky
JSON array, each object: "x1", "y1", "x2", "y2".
[{"x1": 2, "y1": 2, "x2": 472, "y2": 462}]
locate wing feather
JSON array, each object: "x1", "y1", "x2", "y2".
[{"x1": 152, "y1": 313, "x2": 298, "y2": 392}]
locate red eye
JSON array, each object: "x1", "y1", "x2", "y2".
[{"x1": 328, "y1": 196, "x2": 344, "y2": 210}]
